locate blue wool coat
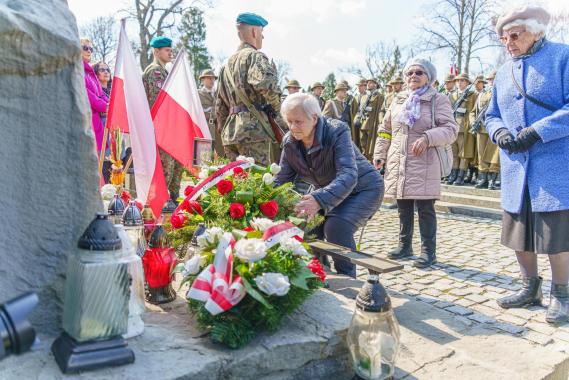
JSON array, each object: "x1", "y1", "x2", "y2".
[{"x1": 486, "y1": 40, "x2": 569, "y2": 213}]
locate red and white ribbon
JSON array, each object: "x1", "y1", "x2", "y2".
[
  {"x1": 262, "y1": 222, "x2": 304, "y2": 248},
  {"x1": 186, "y1": 232, "x2": 246, "y2": 315},
  {"x1": 187, "y1": 161, "x2": 252, "y2": 201}
]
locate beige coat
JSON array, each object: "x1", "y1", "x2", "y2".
[{"x1": 374, "y1": 87, "x2": 458, "y2": 199}]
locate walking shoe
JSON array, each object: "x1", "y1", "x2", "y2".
[
  {"x1": 546, "y1": 284, "x2": 569, "y2": 324},
  {"x1": 497, "y1": 277, "x2": 543, "y2": 309},
  {"x1": 387, "y1": 246, "x2": 413, "y2": 260},
  {"x1": 413, "y1": 252, "x2": 436, "y2": 268}
]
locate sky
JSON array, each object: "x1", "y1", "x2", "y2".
[{"x1": 68, "y1": 0, "x2": 569, "y2": 88}]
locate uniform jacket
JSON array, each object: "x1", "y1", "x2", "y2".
[
  {"x1": 374, "y1": 87, "x2": 458, "y2": 199},
  {"x1": 486, "y1": 40, "x2": 569, "y2": 213},
  {"x1": 470, "y1": 89, "x2": 492, "y2": 134},
  {"x1": 142, "y1": 59, "x2": 168, "y2": 108},
  {"x1": 356, "y1": 90, "x2": 384, "y2": 131},
  {"x1": 275, "y1": 117, "x2": 380, "y2": 218},
  {"x1": 322, "y1": 98, "x2": 346, "y2": 120},
  {"x1": 450, "y1": 89, "x2": 477, "y2": 133},
  {"x1": 216, "y1": 42, "x2": 283, "y2": 145},
  {"x1": 83, "y1": 60, "x2": 108, "y2": 153},
  {"x1": 198, "y1": 87, "x2": 216, "y2": 125}
]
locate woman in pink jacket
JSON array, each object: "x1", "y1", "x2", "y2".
[
  {"x1": 81, "y1": 38, "x2": 109, "y2": 154},
  {"x1": 374, "y1": 58, "x2": 458, "y2": 268}
]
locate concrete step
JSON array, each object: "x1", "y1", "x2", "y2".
[
  {"x1": 441, "y1": 184, "x2": 501, "y2": 198},
  {"x1": 435, "y1": 201, "x2": 502, "y2": 220},
  {"x1": 440, "y1": 191, "x2": 502, "y2": 210}
]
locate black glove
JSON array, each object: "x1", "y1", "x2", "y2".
[
  {"x1": 494, "y1": 128, "x2": 516, "y2": 154},
  {"x1": 510, "y1": 127, "x2": 541, "y2": 153}
]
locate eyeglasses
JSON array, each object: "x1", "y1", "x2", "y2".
[
  {"x1": 82, "y1": 45, "x2": 93, "y2": 53},
  {"x1": 500, "y1": 30, "x2": 524, "y2": 44},
  {"x1": 97, "y1": 68, "x2": 111, "y2": 73},
  {"x1": 405, "y1": 70, "x2": 425, "y2": 77}
]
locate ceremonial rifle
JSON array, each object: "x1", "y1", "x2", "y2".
[
  {"x1": 469, "y1": 101, "x2": 490, "y2": 135},
  {"x1": 452, "y1": 84, "x2": 473, "y2": 118}
]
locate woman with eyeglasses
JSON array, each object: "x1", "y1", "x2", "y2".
[
  {"x1": 373, "y1": 58, "x2": 458, "y2": 268},
  {"x1": 93, "y1": 61, "x2": 112, "y2": 98},
  {"x1": 81, "y1": 38, "x2": 109, "y2": 155},
  {"x1": 486, "y1": 6, "x2": 569, "y2": 324}
]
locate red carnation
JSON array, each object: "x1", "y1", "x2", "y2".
[
  {"x1": 259, "y1": 200, "x2": 279, "y2": 219},
  {"x1": 120, "y1": 190, "x2": 131, "y2": 205},
  {"x1": 184, "y1": 185, "x2": 195, "y2": 197},
  {"x1": 293, "y1": 235, "x2": 304, "y2": 243},
  {"x1": 170, "y1": 212, "x2": 187, "y2": 229},
  {"x1": 229, "y1": 203, "x2": 245, "y2": 219},
  {"x1": 243, "y1": 226, "x2": 255, "y2": 232},
  {"x1": 180, "y1": 198, "x2": 203, "y2": 215},
  {"x1": 216, "y1": 179, "x2": 234, "y2": 195},
  {"x1": 233, "y1": 167, "x2": 248, "y2": 179},
  {"x1": 307, "y1": 257, "x2": 326, "y2": 282},
  {"x1": 189, "y1": 201, "x2": 203, "y2": 215}
]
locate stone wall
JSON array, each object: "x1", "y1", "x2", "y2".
[{"x1": 0, "y1": 0, "x2": 102, "y2": 334}]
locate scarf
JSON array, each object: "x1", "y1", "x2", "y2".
[
  {"x1": 398, "y1": 85, "x2": 429, "y2": 128},
  {"x1": 513, "y1": 37, "x2": 546, "y2": 60}
]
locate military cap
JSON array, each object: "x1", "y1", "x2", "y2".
[
  {"x1": 474, "y1": 75, "x2": 487, "y2": 84},
  {"x1": 199, "y1": 69, "x2": 217, "y2": 79},
  {"x1": 339, "y1": 79, "x2": 351, "y2": 89},
  {"x1": 495, "y1": 5, "x2": 550, "y2": 36},
  {"x1": 236, "y1": 12, "x2": 268, "y2": 27},
  {"x1": 455, "y1": 73, "x2": 471, "y2": 83},
  {"x1": 311, "y1": 82, "x2": 324, "y2": 89},
  {"x1": 444, "y1": 74, "x2": 456, "y2": 83},
  {"x1": 391, "y1": 76, "x2": 404, "y2": 84},
  {"x1": 285, "y1": 79, "x2": 301, "y2": 89},
  {"x1": 150, "y1": 36, "x2": 172, "y2": 49},
  {"x1": 357, "y1": 78, "x2": 367, "y2": 86},
  {"x1": 386, "y1": 80, "x2": 394, "y2": 86},
  {"x1": 486, "y1": 71, "x2": 497, "y2": 80},
  {"x1": 367, "y1": 78, "x2": 379, "y2": 85},
  {"x1": 334, "y1": 83, "x2": 349, "y2": 92}
]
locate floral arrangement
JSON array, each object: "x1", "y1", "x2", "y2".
[{"x1": 108, "y1": 127, "x2": 126, "y2": 186}]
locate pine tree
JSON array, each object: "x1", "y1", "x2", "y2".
[
  {"x1": 322, "y1": 72, "x2": 337, "y2": 101},
  {"x1": 177, "y1": 7, "x2": 211, "y2": 80}
]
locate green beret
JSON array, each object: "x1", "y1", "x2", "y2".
[
  {"x1": 236, "y1": 12, "x2": 268, "y2": 27},
  {"x1": 150, "y1": 36, "x2": 172, "y2": 48}
]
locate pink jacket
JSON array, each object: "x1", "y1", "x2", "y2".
[
  {"x1": 83, "y1": 60, "x2": 109, "y2": 153},
  {"x1": 374, "y1": 87, "x2": 458, "y2": 200}
]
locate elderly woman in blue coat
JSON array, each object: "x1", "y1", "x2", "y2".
[
  {"x1": 275, "y1": 93, "x2": 384, "y2": 277},
  {"x1": 486, "y1": 5, "x2": 569, "y2": 324}
]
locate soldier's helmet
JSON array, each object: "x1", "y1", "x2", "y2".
[
  {"x1": 311, "y1": 82, "x2": 324, "y2": 90},
  {"x1": 334, "y1": 83, "x2": 349, "y2": 92},
  {"x1": 339, "y1": 79, "x2": 351, "y2": 90},
  {"x1": 199, "y1": 69, "x2": 218, "y2": 80},
  {"x1": 455, "y1": 73, "x2": 472, "y2": 83},
  {"x1": 474, "y1": 75, "x2": 487, "y2": 85},
  {"x1": 391, "y1": 76, "x2": 404, "y2": 85},
  {"x1": 444, "y1": 74, "x2": 456, "y2": 83},
  {"x1": 367, "y1": 78, "x2": 379, "y2": 85},
  {"x1": 285, "y1": 79, "x2": 301, "y2": 89}
]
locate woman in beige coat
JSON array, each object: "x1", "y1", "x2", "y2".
[{"x1": 374, "y1": 58, "x2": 458, "y2": 268}]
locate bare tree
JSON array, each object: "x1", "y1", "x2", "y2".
[
  {"x1": 80, "y1": 16, "x2": 117, "y2": 65},
  {"x1": 274, "y1": 59, "x2": 291, "y2": 88},
  {"x1": 342, "y1": 42, "x2": 404, "y2": 89},
  {"x1": 548, "y1": 12, "x2": 569, "y2": 43},
  {"x1": 418, "y1": 0, "x2": 497, "y2": 74}
]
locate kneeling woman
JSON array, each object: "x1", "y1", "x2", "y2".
[{"x1": 275, "y1": 93, "x2": 384, "y2": 277}]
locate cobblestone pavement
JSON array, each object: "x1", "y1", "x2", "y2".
[{"x1": 356, "y1": 208, "x2": 569, "y2": 349}]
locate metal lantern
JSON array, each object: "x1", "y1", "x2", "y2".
[
  {"x1": 184, "y1": 223, "x2": 207, "y2": 261},
  {"x1": 141, "y1": 204, "x2": 156, "y2": 242},
  {"x1": 122, "y1": 201, "x2": 146, "y2": 257},
  {"x1": 107, "y1": 194, "x2": 125, "y2": 225},
  {"x1": 116, "y1": 225, "x2": 146, "y2": 339},
  {"x1": 161, "y1": 198, "x2": 177, "y2": 223},
  {"x1": 51, "y1": 213, "x2": 134, "y2": 373},
  {"x1": 142, "y1": 225, "x2": 177, "y2": 304},
  {"x1": 347, "y1": 275, "x2": 401, "y2": 380}
]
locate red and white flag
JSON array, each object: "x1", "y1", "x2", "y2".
[
  {"x1": 152, "y1": 50, "x2": 212, "y2": 171},
  {"x1": 106, "y1": 20, "x2": 169, "y2": 218}
]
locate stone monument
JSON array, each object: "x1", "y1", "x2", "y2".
[{"x1": 0, "y1": 0, "x2": 102, "y2": 334}]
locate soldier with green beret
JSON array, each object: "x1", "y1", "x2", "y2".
[
  {"x1": 198, "y1": 69, "x2": 224, "y2": 158},
  {"x1": 311, "y1": 82, "x2": 325, "y2": 110},
  {"x1": 216, "y1": 12, "x2": 285, "y2": 165}
]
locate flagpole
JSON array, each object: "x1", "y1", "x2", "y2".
[{"x1": 98, "y1": 127, "x2": 109, "y2": 178}]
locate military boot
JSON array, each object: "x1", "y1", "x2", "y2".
[
  {"x1": 494, "y1": 172, "x2": 501, "y2": 189},
  {"x1": 445, "y1": 169, "x2": 458, "y2": 185},
  {"x1": 487, "y1": 172, "x2": 497, "y2": 190},
  {"x1": 475, "y1": 172, "x2": 489, "y2": 189},
  {"x1": 546, "y1": 284, "x2": 569, "y2": 324},
  {"x1": 463, "y1": 168, "x2": 473, "y2": 184},
  {"x1": 453, "y1": 170, "x2": 466, "y2": 186},
  {"x1": 497, "y1": 277, "x2": 543, "y2": 309}
]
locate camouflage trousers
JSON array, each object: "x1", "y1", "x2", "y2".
[
  {"x1": 224, "y1": 141, "x2": 274, "y2": 166},
  {"x1": 159, "y1": 149, "x2": 184, "y2": 200}
]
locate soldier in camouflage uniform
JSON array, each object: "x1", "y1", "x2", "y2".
[
  {"x1": 215, "y1": 12, "x2": 284, "y2": 166},
  {"x1": 142, "y1": 36, "x2": 182, "y2": 201},
  {"x1": 198, "y1": 69, "x2": 224, "y2": 157},
  {"x1": 322, "y1": 82, "x2": 349, "y2": 121},
  {"x1": 355, "y1": 78, "x2": 384, "y2": 159},
  {"x1": 311, "y1": 82, "x2": 325, "y2": 110}
]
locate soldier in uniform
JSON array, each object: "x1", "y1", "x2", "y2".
[
  {"x1": 198, "y1": 69, "x2": 224, "y2": 157},
  {"x1": 350, "y1": 78, "x2": 367, "y2": 148},
  {"x1": 447, "y1": 73, "x2": 476, "y2": 185},
  {"x1": 355, "y1": 78, "x2": 384, "y2": 159},
  {"x1": 470, "y1": 72, "x2": 500, "y2": 189},
  {"x1": 284, "y1": 79, "x2": 301, "y2": 95},
  {"x1": 215, "y1": 12, "x2": 284, "y2": 166},
  {"x1": 142, "y1": 36, "x2": 182, "y2": 201},
  {"x1": 381, "y1": 76, "x2": 403, "y2": 120},
  {"x1": 311, "y1": 82, "x2": 325, "y2": 110},
  {"x1": 442, "y1": 74, "x2": 456, "y2": 96},
  {"x1": 322, "y1": 82, "x2": 350, "y2": 121}
]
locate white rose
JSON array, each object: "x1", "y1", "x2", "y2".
[
  {"x1": 280, "y1": 237, "x2": 309, "y2": 257},
  {"x1": 182, "y1": 255, "x2": 206, "y2": 276},
  {"x1": 250, "y1": 217, "x2": 276, "y2": 232},
  {"x1": 100, "y1": 184, "x2": 117, "y2": 201},
  {"x1": 197, "y1": 226, "x2": 225, "y2": 248},
  {"x1": 262, "y1": 173, "x2": 274, "y2": 185},
  {"x1": 236, "y1": 155, "x2": 255, "y2": 165},
  {"x1": 255, "y1": 273, "x2": 290, "y2": 296},
  {"x1": 198, "y1": 168, "x2": 209, "y2": 180},
  {"x1": 234, "y1": 238, "x2": 267, "y2": 262},
  {"x1": 270, "y1": 163, "x2": 281, "y2": 175}
]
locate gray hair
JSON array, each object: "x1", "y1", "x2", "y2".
[
  {"x1": 403, "y1": 57, "x2": 437, "y2": 86},
  {"x1": 280, "y1": 93, "x2": 322, "y2": 119},
  {"x1": 503, "y1": 18, "x2": 547, "y2": 36}
]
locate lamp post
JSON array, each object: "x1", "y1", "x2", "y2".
[
  {"x1": 142, "y1": 225, "x2": 177, "y2": 304},
  {"x1": 51, "y1": 213, "x2": 134, "y2": 373},
  {"x1": 347, "y1": 275, "x2": 401, "y2": 380}
]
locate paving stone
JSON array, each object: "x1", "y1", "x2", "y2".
[
  {"x1": 467, "y1": 312, "x2": 496, "y2": 324},
  {"x1": 553, "y1": 331, "x2": 569, "y2": 343},
  {"x1": 455, "y1": 298, "x2": 476, "y2": 308},
  {"x1": 446, "y1": 305, "x2": 474, "y2": 316},
  {"x1": 449, "y1": 288, "x2": 473, "y2": 297},
  {"x1": 497, "y1": 314, "x2": 527, "y2": 326},
  {"x1": 526, "y1": 321, "x2": 558, "y2": 336},
  {"x1": 465, "y1": 294, "x2": 488, "y2": 304},
  {"x1": 523, "y1": 331, "x2": 554, "y2": 346},
  {"x1": 493, "y1": 323, "x2": 526, "y2": 335}
]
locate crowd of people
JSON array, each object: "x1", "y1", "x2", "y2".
[{"x1": 81, "y1": 5, "x2": 568, "y2": 324}]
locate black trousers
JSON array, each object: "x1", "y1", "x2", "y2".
[
  {"x1": 396, "y1": 199, "x2": 437, "y2": 255},
  {"x1": 312, "y1": 216, "x2": 358, "y2": 277}
]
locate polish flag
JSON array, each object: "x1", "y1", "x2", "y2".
[
  {"x1": 152, "y1": 49, "x2": 212, "y2": 171},
  {"x1": 106, "y1": 20, "x2": 169, "y2": 218}
]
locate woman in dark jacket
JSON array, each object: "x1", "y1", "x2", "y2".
[{"x1": 275, "y1": 93, "x2": 384, "y2": 277}]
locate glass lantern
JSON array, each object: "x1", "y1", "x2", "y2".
[
  {"x1": 347, "y1": 275, "x2": 401, "y2": 380},
  {"x1": 161, "y1": 198, "x2": 177, "y2": 226},
  {"x1": 115, "y1": 225, "x2": 146, "y2": 339},
  {"x1": 122, "y1": 201, "x2": 146, "y2": 257},
  {"x1": 184, "y1": 223, "x2": 207, "y2": 261},
  {"x1": 107, "y1": 194, "x2": 125, "y2": 225},
  {"x1": 142, "y1": 225, "x2": 177, "y2": 304},
  {"x1": 141, "y1": 204, "x2": 156, "y2": 242}
]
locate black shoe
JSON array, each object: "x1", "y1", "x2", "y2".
[
  {"x1": 546, "y1": 284, "x2": 569, "y2": 324},
  {"x1": 497, "y1": 276, "x2": 543, "y2": 309},
  {"x1": 413, "y1": 252, "x2": 436, "y2": 268},
  {"x1": 445, "y1": 169, "x2": 458, "y2": 185},
  {"x1": 488, "y1": 172, "x2": 500, "y2": 190},
  {"x1": 453, "y1": 170, "x2": 466, "y2": 186},
  {"x1": 388, "y1": 246, "x2": 413, "y2": 259},
  {"x1": 464, "y1": 168, "x2": 474, "y2": 184},
  {"x1": 475, "y1": 172, "x2": 489, "y2": 189}
]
